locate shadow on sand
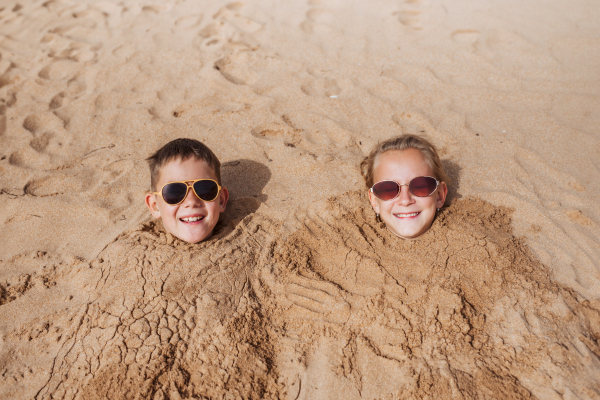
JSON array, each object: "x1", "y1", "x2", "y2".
[{"x1": 216, "y1": 159, "x2": 271, "y2": 231}]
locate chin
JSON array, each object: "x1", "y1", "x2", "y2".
[
  {"x1": 389, "y1": 229, "x2": 420, "y2": 239},
  {"x1": 167, "y1": 228, "x2": 211, "y2": 244},
  {"x1": 387, "y1": 222, "x2": 431, "y2": 239},
  {"x1": 186, "y1": 232, "x2": 212, "y2": 243}
]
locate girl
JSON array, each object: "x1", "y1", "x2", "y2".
[
  {"x1": 361, "y1": 134, "x2": 449, "y2": 239},
  {"x1": 280, "y1": 135, "x2": 451, "y2": 327}
]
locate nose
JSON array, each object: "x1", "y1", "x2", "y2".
[{"x1": 395, "y1": 184, "x2": 415, "y2": 206}]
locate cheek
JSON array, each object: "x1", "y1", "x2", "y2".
[
  {"x1": 418, "y1": 196, "x2": 437, "y2": 209},
  {"x1": 161, "y1": 205, "x2": 179, "y2": 221},
  {"x1": 206, "y1": 202, "x2": 221, "y2": 217}
]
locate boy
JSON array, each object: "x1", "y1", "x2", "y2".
[{"x1": 145, "y1": 138, "x2": 229, "y2": 243}]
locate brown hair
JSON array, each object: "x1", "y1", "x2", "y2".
[
  {"x1": 360, "y1": 134, "x2": 450, "y2": 189},
  {"x1": 147, "y1": 138, "x2": 221, "y2": 191}
]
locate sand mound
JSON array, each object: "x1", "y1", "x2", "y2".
[
  {"x1": 259, "y1": 193, "x2": 600, "y2": 399},
  {"x1": 2, "y1": 195, "x2": 599, "y2": 399},
  {"x1": 30, "y1": 217, "x2": 282, "y2": 400}
]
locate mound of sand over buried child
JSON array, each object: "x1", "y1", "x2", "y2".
[
  {"x1": 1, "y1": 195, "x2": 599, "y2": 399},
  {"x1": 260, "y1": 193, "x2": 600, "y2": 399},
  {"x1": 33, "y1": 217, "x2": 283, "y2": 400}
]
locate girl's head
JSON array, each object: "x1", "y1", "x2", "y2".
[{"x1": 360, "y1": 134, "x2": 449, "y2": 239}]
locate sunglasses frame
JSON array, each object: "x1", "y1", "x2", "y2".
[
  {"x1": 153, "y1": 179, "x2": 222, "y2": 205},
  {"x1": 370, "y1": 176, "x2": 439, "y2": 201}
]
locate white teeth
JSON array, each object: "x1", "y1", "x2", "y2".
[
  {"x1": 181, "y1": 216, "x2": 204, "y2": 222},
  {"x1": 394, "y1": 212, "x2": 419, "y2": 218}
]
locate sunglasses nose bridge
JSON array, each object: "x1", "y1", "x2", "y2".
[
  {"x1": 397, "y1": 182, "x2": 410, "y2": 194},
  {"x1": 182, "y1": 185, "x2": 207, "y2": 206},
  {"x1": 396, "y1": 182, "x2": 416, "y2": 203},
  {"x1": 168, "y1": 181, "x2": 195, "y2": 205}
]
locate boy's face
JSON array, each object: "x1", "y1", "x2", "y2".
[{"x1": 145, "y1": 157, "x2": 228, "y2": 243}]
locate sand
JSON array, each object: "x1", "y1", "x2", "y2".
[{"x1": 0, "y1": 0, "x2": 599, "y2": 398}]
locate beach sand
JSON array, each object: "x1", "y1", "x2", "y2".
[{"x1": 0, "y1": 0, "x2": 599, "y2": 398}]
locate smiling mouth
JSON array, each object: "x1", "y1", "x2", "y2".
[
  {"x1": 393, "y1": 212, "x2": 420, "y2": 218},
  {"x1": 180, "y1": 216, "x2": 205, "y2": 223}
]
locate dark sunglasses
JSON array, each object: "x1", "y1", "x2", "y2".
[
  {"x1": 154, "y1": 179, "x2": 221, "y2": 205},
  {"x1": 370, "y1": 176, "x2": 439, "y2": 201}
]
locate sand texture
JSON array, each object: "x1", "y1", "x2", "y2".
[{"x1": 1, "y1": 0, "x2": 599, "y2": 398}]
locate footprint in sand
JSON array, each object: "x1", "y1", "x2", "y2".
[
  {"x1": 301, "y1": 67, "x2": 342, "y2": 98},
  {"x1": 156, "y1": 87, "x2": 185, "y2": 105},
  {"x1": 49, "y1": 92, "x2": 67, "y2": 109},
  {"x1": 300, "y1": 6, "x2": 336, "y2": 35},
  {"x1": 0, "y1": 274, "x2": 34, "y2": 306},
  {"x1": 23, "y1": 113, "x2": 65, "y2": 135},
  {"x1": 22, "y1": 112, "x2": 70, "y2": 157},
  {"x1": 94, "y1": 91, "x2": 120, "y2": 113},
  {"x1": 24, "y1": 173, "x2": 86, "y2": 197},
  {"x1": 566, "y1": 210, "x2": 593, "y2": 226},
  {"x1": 213, "y1": 2, "x2": 263, "y2": 34},
  {"x1": 41, "y1": 32, "x2": 98, "y2": 63},
  {"x1": 214, "y1": 53, "x2": 259, "y2": 85},
  {"x1": 174, "y1": 14, "x2": 203, "y2": 30},
  {"x1": 8, "y1": 147, "x2": 51, "y2": 170},
  {"x1": 0, "y1": 3, "x2": 24, "y2": 25},
  {"x1": 281, "y1": 111, "x2": 356, "y2": 152},
  {"x1": 451, "y1": 29, "x2": 480, "y2": 45},
  {"x1": 40, "y1": 0, "x2": 67, "y2": 12},
  {"x1": 39, "y1": 0, "x2": 110, "y2": 64},
  {"x1": 251, "y1": 121, "x2": 302, "y2": 146},
  {"x1": 170, "y1": 96, "x2": 247, "y2": 119},
  {"x1": 0, "y1": 252, "x2": 62, "y2": 306},
  {"x1": 214, "y1": 52, "x2": 291, "y2": 95},
  {"x1": 29, "y1": 132, "x2": 54, "y2": 152},
  {"x1": 394, "y1": 0, "x2": 424, "y2": 30},
  {"x1": 99, "y1": 158, "x2": 135, "y2": 186},
  {"x1": 198, "y1": 2, "x2": 262, "y2": 49},
  {"x1": 0, "y1": 62, "x2": 23, "y2": 89},
  {"x1": 141, "y1": 4, "x2": 168, "y2": 14}
]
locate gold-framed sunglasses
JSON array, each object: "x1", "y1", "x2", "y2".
[{"x1": 153, "y1": 179, "x2": 221, "y2": 205}]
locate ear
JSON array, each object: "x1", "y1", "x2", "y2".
[
  {"x1": 145, "y1": 193, "x2": 162, "y2": 219},
  {"x1": 436, "y1": 182, "x2": 448, "y2": 208},
  {"x1": 368, "y1": 190, "x2": 380, "y2": 214},
  {"x1": 218, "y1": 187, "x2": 229, "y2": 212}
]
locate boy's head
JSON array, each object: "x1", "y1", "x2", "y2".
[{"x1": 145, "y1": 138, "x2": 229, "y2": 243}]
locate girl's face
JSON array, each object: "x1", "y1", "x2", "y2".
[{"x1": 368, "y1": 149, "x2": 447, "y2": 239}]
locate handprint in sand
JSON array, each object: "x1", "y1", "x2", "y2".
[{"x1": 285, "y1": 274, "x2": 353, "y2": 325}]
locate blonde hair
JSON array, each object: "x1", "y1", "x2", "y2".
[{"x1": 360, "y1": 134, "x2": 450, "y2": 189}]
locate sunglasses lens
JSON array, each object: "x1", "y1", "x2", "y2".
[
  {"x1": 372, "y1": 181, "x2": 400, "y2": 201},
  {"x1": 162, "y1": 182, "x2": 188, "y2": 204},
  {"x1": 409, "y1": 176, "x2": 437, "y2": 197},
  {"x1": 193, "y1": 180, "x2": 219, "y2": 201}
]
